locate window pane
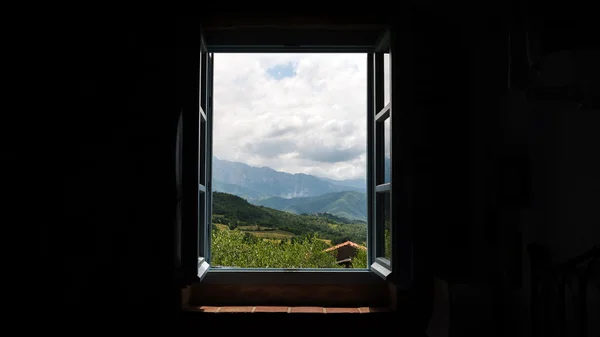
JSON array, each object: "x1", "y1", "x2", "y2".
[
  {"x1": 383, "y1": 117, "x2": 390, "y2": 183},
  {"x1": 199, "y1": 118, "x2": 206, "y2": 185},
  {"x1": 377, "y1": 192, "x2": 391, "y2": 261},
  {"x1": 384, "y1": 51, "x2": 390, "y2": 106},
  {"x1": 198, "y1": 191, "x2": 206, "y2": 258}
]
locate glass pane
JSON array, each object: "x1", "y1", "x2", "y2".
[
  {"x1": 199, "y1": 118, "x2": 206, "y2": 185},
  {"x1": 384, "y1": 51, "x2": 390, "y2": 106},
  {"x1": 384, "y1": 117, "x2": 390, "y2": 183},
  {"x1": 377, "y1": 192, "x2": 391, "y2": 261},
  {"x1": 199, "y1": 191, "x2": 206, "y2": 258}
]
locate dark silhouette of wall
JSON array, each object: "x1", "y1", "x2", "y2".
[{"x1": 55, "y1": 18, "x2": 182, "y2": 334}]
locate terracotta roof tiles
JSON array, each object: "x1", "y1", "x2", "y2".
[{"x1": 324, "y1": 240, "x2": 367, "y2": 252}]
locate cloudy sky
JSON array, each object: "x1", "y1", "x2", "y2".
[{"x1": 213, "y1": 53, "x2": 389, "y2": 181}]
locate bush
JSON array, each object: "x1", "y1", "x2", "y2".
[
  {"x1": 351, "y1": 247, "x2": 368, "y2": 268},
  {"x1": 211, "y1": 227, "x2": 343, "y2": 268}
]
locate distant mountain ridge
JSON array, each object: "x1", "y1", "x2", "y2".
[
  {"x1": 212, "y1": 157, "x2": 366, "y2": 200},
  {"x1": 317, "y1": 177, "x2": 366, "y2": 190},
  {"x1": 252, "y1": 190, "x2": 367, "y2": 221}
]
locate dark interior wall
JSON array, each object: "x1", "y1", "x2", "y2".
[
  {"x1": 60, "y1": 19, "x2": 181, "y2": 334},
  {"x1": 525, "y1": 100, "x2": 600, "y2": 337},
  {"x1": 401, "y1": 12, "x2": 520, "y2": 337},
  {"x1": 424, "y1": 11, "x2": 600, "y2": 337},
  {"x1": 510, "y1": 12, "x2": 600, "y2": 337},
  {"x1": 515, "y1": 91, "x2": 600, "y2": 337},
  {"x1": 523, "y1": 101, "x2": 600, "y2": 261}
]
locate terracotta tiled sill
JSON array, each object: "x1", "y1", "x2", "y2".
[{"x1": 187, "y1": 306, "x2": 391, "y2": 314}]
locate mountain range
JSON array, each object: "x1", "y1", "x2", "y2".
[
  {"x1": 252, "y1": 190, "x2": 367, "y2": 221},
  {"x1": 213, "y1": 157, "x2": 366, "y2": 199},
  {"x1": 211, "y1": 157, "x2": 388, "y2": 221}
]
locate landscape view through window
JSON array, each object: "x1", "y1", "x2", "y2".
[{"x1": 211, "y1": 53, "x2": 373, "y2": 268}]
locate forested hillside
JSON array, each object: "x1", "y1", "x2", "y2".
[{"x1": 212, "y1": 191, "x2": 367, "y2": 245}]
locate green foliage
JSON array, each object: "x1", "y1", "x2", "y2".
[
  {"x1": 212, "y1": 192, "x2": 366, "y2": 244},
  {"x1": 385, "y1": 229, "x2": 391, "y2": 260},
  {"x1": 313, "y1": 212, "x2": 363, "y2": 225},
  {"x1": 211, "y1": 226, "x2": 343, "y2": 268},
  {"x1": 210, "y1": 191, "x2": 371, "y2": 268},
  {"x1": 352, "y1": 247, "x2": 368, "y2": 269}
]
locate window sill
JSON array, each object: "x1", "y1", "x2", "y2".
[
  {"x1": 188, "y1": 283, "x2": 390, "y2": 307},
  {"x1": 186, "y1": 305, "x2": 391, "y2": 314},
  {"x1": 203, "y1": 268, "x2": 385, "y2": 284},
  {"x1": 188, "y1": 269, "x2": 391, "y2": 307}
]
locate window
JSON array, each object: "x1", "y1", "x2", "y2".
[
  {"x1": 371, "y1": 35, "x2": 393, "y2": 280},
  {"x1": 176, "y1": 22, "x2": 412, "y2": 305},
  {"x1": 175, "y1": 31, "x2": 212, "y2": 284}
]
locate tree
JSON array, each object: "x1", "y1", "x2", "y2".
[{"x1": 352, "y1": 247, "x2": 368, "y2": 268}]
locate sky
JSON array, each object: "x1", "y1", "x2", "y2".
[{"x1": 213, "y1": 53, "x2": 389, "y2": 181}]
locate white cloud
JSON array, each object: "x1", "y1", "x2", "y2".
[{"x1": 213, "y1": 53, "x2": 383, "y2": 180}]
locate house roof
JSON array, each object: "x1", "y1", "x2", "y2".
[{"x1": 324, "y1": 241, "x2": 367, "y2": 252}]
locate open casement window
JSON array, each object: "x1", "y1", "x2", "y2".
[
  {"x1": 178, "y1": 20, "x2": 412, "y2": 298},
  {"x1": 176, "y1": 24, "x2": 212, "y2": 286},
  {"x1": 369, "y1": 30, "x2": 413, "y2": 289},
  {"x1": 369, "y1": 31, "x2": 398, "y2": 283},
  {"x1": 368, "y1": 32, "x2": 392, "y2": 280}
]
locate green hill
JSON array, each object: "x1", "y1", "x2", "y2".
[
  {"x1": 252, "y1": 191, "x2": 367, "y2": 221},
  {"x1": 212, "y1": 191, "x2": 366, "y2": 245}
]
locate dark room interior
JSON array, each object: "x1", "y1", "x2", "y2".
[{"x1": 45, "y1": 5, "x2": 599, "y2": 336}]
